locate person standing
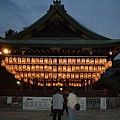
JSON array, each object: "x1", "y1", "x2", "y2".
[
  {"x1": 52, "y1": 87, "x2": 64, "y2": 120},
  {"x1": 67, "y1": 88, "x2": 78, "y2": 120}
]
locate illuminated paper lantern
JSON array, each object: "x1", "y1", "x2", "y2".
[
  {"x1": 40, "y1": 58, "x2": 43, "y2": 64},
  {"x1": 90, "y1": 58, "x2": 94, "y2": 65},
  {"x1": 44, "y1": 58, "x2": 48, "y2": 64},
  {"x1": 14, "y1": 65, "x2": 18, "y2": 71},
  {"x1": 18, "y1": 57, "x2": 21, "y2": 64},
  {"x1": 22, "y1": 58, "x2": 26, "y2": 64},
  {"x1": 53, "y1": 66, "x2": 57, "y2": 72},
  {"x1": 63, "y1": 58, "x2": 67, "y2": 64},
  {"x1": 48, "y1": 66, "x2": 52, "y2": 72},
  {"x1": 18, "y1": 65, "x2": 22, "y2": 71},
  {"x1": 58, "y1": 66, "x2": 62, "y2": 72},
  {"x1": 86, "y1": 58, "x2": 90, "y2": 64},
  {"x1": 26, "y1": 58, "x2": 30, "y2": 63},
  {"x1": 39, "y1": 66, "x2": 43, "y2": 71},
  {"x1": 85, "y1": 66, "x2": 88, "y2": 71},
  {"x1": 59, "y1": 58, "x2": 63, "y2": 64},
  {"x1": 44, "y1": 65, "x2": 48, "y2": 71},
  {"x1": 31, "y1": 65, "x2": 35, "y2": 71},
  {"x1": 75, "y1": 73, "x2": 79, "y2": 79},
  {"x1": 76, "y1": 66, "x2": 79, "y2": 71},
  {"x1": 1, "y1": 60, "x2": 6, "y2": 66},
  {"x1": 84, "y1": 73, "x2": 88, "y2": 79},
  {"x1": 95, "y1": 58, "x2": 99, "y2": 64},
  {"x1": 40, "y1": 73, "x2": 44, "y2": 79},
  {"x1": 36, "y1": 73, "x2": 40, "y2": 78},
  {"x1": 102, "y1": 58, "x2": 107, "y2": 65},
  {"x1": 36, "y1": 58, "x2": 39, "y2": 63},
  {"x1": 20, "y1": 72, "x2": 23, "y2": 78},
  {"x1": 9, "y1": 57, "x2": 13, "y2": 64},
  {"x1": 23, "y1": 65, "x2": 26, "y2": 71},
  {"x1": 28, "y1": 72, "x2": 31, "y2": 78},
  {"x1": 68, "y1": 58, "x2": 72, "y2": 64},
  {"x1": 63, "y1": 73, "x2": 66, "y2": 79},
  {"x1": 81, "y1": 58, "x2": 85, "y2": 64},
  {"x1": 88, "y1": 73, "x2": 91, "y2": 79},
  {"x1": 67, "y1": 73, "x2": 70, "y2": 79},
  {"x1": 89, "y1": 66, "x2": 93, "y2": 72},
  {"x1": 31, "y1": 58, "x2": 36, "y2": 64},
  {"x1": 49, "y1": 73, "x2": 53, "y2": 79},
  {"x1": 45, "y1": 73, "x2": 49, "y2": 79},
  {"x1": 71, "y1": 73, "x2": 74, "y2": 79},
  {"x1": 49, "y1": 58, "x2": 53, "y2": 64},
  {"x1": 77, "y1": 58, "x2": 81, "y2": 64},
  {"x1": 80, "y1": 73, "x2": 83, "y2": 79},
  {"x1": 63, "y1": 66, "x2": 66, "y2": 72},
  {"x1": 53, "y1": 58, "x2": 57, "y2": 64},
  {"x1": 13, "y1": 57, "x2": 17, "y2": 63},
  {"x1": 80, "y1": 66, "x2": 84, "y2": 71},
  {"x1": 72, "y1": 66, "x2": 76, "y2": 72},
  {"x1": 58, "y1": 73, "x2": 62, "y2": 79},
  {"x1": 24, "y1": 72, "x2": 27, "y2": 78},
  {"x1": 72, "y1": 58, "x2": 76, "y2": 64},
  {"x1": 67, "y1": 66, "x2": 71, "y2": 72},
  {"x1": 5, "y1": 57, "x2": 9, "y2": 63},
  {"x1": 36, "y1": 65, "x2": 39, "y2": 71}
]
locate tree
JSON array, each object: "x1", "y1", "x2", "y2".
[{"x1": 5, "y1": 29, "x2": 17, "y2": 37}]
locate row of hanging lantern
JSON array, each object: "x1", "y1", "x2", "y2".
[
  {"x1": 1, "y1": 56, "x2": 112, "y2": 87},
  {"x1": 14, "y1": 72, "x2": 101, "y2": 80},
  {"x1": 3, "y1": 57, "x2": 108, "y2": 65},
  {"x1": 2, "y1": 63, "x2": 112, "y2": 73},
  {"x1": 19, "y1": 79, "x2": 89, "y2": 87}
]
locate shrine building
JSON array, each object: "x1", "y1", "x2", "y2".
[{"x1": 0, "y1": 0, "x2": 120, "y2": 96}]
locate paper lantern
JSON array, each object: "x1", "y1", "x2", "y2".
[
  {"x1": 9, "y1": 57, "x2": 13, "y2": 64},
  {"x1": 44, "y1": 58, "x2": 48, "y2": 64},
  {"x1": 77, "y1": 58, "x2": 81, "y2": 64},
  {"x1": 40, "y1": 58, "x2": 43, "y2": 64},
  {"x1": 22, "y1": 58, "x2": 26, "y2": 64},
  {"x1": 53, "y1": 66, "x2": 57, "y2": 72},
  {"x1": 39, "y1": 66, "x2": 43, "y2": 71},
  {"x1": 1, "y1": 60, "x2": 6, "y2": 66},
  {"x1": 63, "y1": 58, "x2": 67, "y2": 64},
  {"x1": 5, "y1": 57, "x2": 8, "y2": 63},
  {"x1": 53, "y1": 58, "x2": 57, "y2": 64},
  {"x1": 63, "y1": 66, "x2": 66, "y2": 72},
  {"x1": 49, "y1": 58, "x2": 53, "y2": 64},
  {"x1": 58, "y1": 66, "x2": 62, "y2": 72},
  {"x1": 26, "y1": 58, "x2": 30, "y2": 63},
  {"x1": 13, "y1": 57, "x2": 17, "y2": 63}
]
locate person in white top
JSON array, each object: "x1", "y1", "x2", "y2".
[
  {"x1": 52, "y1": 87, "x2": 64, "y2": 120},
  {"x1": 67, "y1": 88, "x2": 78, "y2": 120}
]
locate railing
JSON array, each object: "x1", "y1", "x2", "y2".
[
  {"x1": 0, "y1": 96, "x2": 22, "y2": 110},
  {"x1": 3, "y1": 89, "x2": 53, "y2": 97},
  {"x1": 0, "y1": 96, "x2": 120, "y2": 110},
  {"x1": 3, "y1": 89, "x2": 107, "y2": 97}
]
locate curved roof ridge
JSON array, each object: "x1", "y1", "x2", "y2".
[{"x1": 6, "y1": 1, "x2": 110, "y2": 40}]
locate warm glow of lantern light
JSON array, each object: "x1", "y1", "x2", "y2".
[
  {"x1": 3, "y1": 49, "x2": 9, "y2": 54},
  {"x1": 1, "y1": 56, "x2": 112, "y2": 87}
]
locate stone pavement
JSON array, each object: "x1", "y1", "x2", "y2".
[{"x1": 0, "y1": 109, "x2": 120, "y2": 120}]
